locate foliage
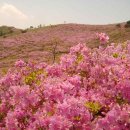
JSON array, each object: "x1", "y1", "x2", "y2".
[
  {"x1": 126, "y1": 20, "x2": 130, "y2": 25},
  {"x1": 85, "y1": 101, "x2": 102, "y2": 115},
  {"x1": 125, "y1": 20, "x2": 130, "y2": 28},
  {"x1": 0, "y1": 26, "x2": 14, "y2": 36}
]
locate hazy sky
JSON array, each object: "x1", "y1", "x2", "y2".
[{"x1": 0, "y1": 0, "x2": 130, "y2": 28}]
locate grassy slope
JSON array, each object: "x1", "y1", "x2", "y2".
[
  {"x1": 0, "y1": 26, "x2": 22, "y2": 37},
  {"x1": 0, "y1": 23, "x2": 130, "y2": 74}
]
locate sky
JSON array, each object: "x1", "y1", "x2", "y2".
[{"x1": 0, "y1": 0, "x2": 130, "y2": 29}]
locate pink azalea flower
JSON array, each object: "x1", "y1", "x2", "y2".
[
  {"x1": 15, "y1": 59, "x2": 26, "y2": 68},
  {"x1": 97, "y1": 32, "x2": 109, "y2": 44}
]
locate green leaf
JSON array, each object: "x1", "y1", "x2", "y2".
[
  {"x1": 85, "y1": 101, "x2": 102, "y2": 115},
  {"x1": 113, "y1": 53, "x2": 119, "y2": 58}
]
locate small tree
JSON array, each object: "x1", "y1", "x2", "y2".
[
  {"x1": 52, "y1": 39, "x2": 58, "y2": 63},
  {"x1": 38, "y1": 24, "x2": 42, "y2": 28},
  {"x1": 126, "y1": 20, "x2": 130, "y2": 25},
  {"x1": 125, "y1": 20, "x2": 130, "y2": 28},
  {"x1": 30, "y1": 26, "x2": 33, "y2": 29},
  {"x1": 50, "y1": 38, "x2": 61, "y2": 63}
]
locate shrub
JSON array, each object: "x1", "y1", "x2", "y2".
[
  {"x1": 30, "y1": 26, "x2": 33, "y2": 29},
  {"x1": 125, "y1": 20, "x2": 130, "y2": 28},
  {"x1": 0, "y1": 34, "x2": 130, "y2": 129},
  {"x1": 126, "y1": 20, "x2": 130, "y2": 25},
  {"x1": 21, "y1": 29, "x2": 28, "y2": 33}
]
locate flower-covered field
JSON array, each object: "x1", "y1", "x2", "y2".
[
  {"x1": 0, "y1": 33, "x2": 130, "y2": 130},
  {"x1": 0, "y1": 23, "x2": 130, "y2": 72}
]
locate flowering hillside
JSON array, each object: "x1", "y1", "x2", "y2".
[
  {"x1": 0, "y1": 23, "x2": 130, "y2": 73},
  {"x1": 0, "y1": 34, "x2": 130, "y2": 129}
]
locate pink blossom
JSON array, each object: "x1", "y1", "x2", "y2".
[
  {"x1": 15, "y1": 59, "x2": 26, "y2": 68},
  {"x1": 0, "y1": 36, "x2": 130, "y2": 129},
  {"x1": 97, "y1": 32, "x2": 109, "y2": 44}
]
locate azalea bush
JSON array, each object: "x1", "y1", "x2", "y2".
[{"x1": 0, "y1": 33, "x2": 130, "y2": 130}]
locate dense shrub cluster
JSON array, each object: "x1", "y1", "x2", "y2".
[{"x1": 0, "y1": 33, "x2": 130, "y2": 130}]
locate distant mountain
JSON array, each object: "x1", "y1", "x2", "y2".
[{"x1": 0, "y1": 23, "x2": 130, "y2": 74}]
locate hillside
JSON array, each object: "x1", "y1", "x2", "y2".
[
  {"x1": 0, "y1": 26, "x2": 22, "y2": 37},
  {"x1": 0, "y1": 23, "x2": 130, "y2": 74}
]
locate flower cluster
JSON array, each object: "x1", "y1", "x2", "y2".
[
  {"x1": 97, "y1": 32, "x2": 109, "y2": 44},
  {"x1": 0, "y1": 36, "x2": 130, "y2": 130}
]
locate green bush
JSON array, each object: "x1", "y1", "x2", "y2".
[
  {"x1": 126, "y1": 20, "x2": 130, "y2": 25},
  {"x1": 0, "y1": 26, "x2": 14, "y2": 36},
  {"x1": 125, "y1": 20, "x2": 130, "y2": 28}
]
